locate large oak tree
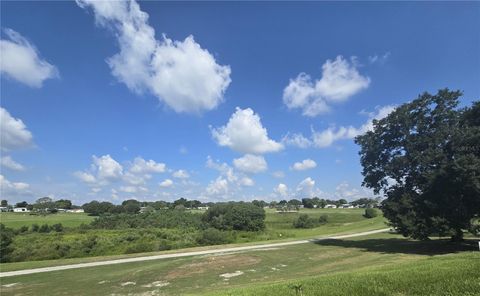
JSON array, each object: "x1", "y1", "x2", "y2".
[{"x1": 355, "y1": 89, "x2": 479, "y2": 240}]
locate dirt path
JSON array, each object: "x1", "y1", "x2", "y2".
[{"x1": 0, "y1": 228, "x2": 390, "y2": 278}]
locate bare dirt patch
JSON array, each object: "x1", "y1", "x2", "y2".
[
  {"x1": 141, "y1": 281, "x2": 170, "y2": 288},
  {"x1": 120, "y1": 281, "x2": 136, "y2": 286},
  {"x1": 219, "y1": 271, "x2": 244, "y2": 279},
  {"x1": 165, "y1": 254, "x2": 261, "y2": 280}
]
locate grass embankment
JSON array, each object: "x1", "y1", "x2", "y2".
[
  {"x1": 1, "y1": 233, "x2": 478, "y2": 296},
  {"x1": 0, "y1": 213, "x2": 93, "y2": 229}
]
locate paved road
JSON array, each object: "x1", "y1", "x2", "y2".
[{"x1": 0, "y1": 228, "x2": 390, "y2": 278}]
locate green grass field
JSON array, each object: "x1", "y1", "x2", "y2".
[
  {"x1": 0, "y1": 213, "x2": 94, "y2": 228},
  {"x1": 1, "y1": 232, "x2": 478, "y2": 295}
]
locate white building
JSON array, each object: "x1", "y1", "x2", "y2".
[
  {"x1": 13, "y1": 207, "x2": 30, "y2": 212},
  {"x1": 324, "y1": 204, "x2": 337, "y2": 209}
]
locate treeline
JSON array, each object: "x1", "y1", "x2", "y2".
[
  {"x1": 254, "y1": 197, "x2": 379, "y2": 209},
  {"x1": 81, "y1": 198, "x2": 209, "y2": 216}
]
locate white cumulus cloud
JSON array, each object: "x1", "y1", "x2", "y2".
[
  {"x1": 274, "y1": 183, "x2": 288, "y2": 197},
  {"x1": 283, "y1": 105, "x2": 396, "y2": 148},
  {"x1": 0, "y1": 107, "x2": 34, "y2": 152},
  {"x1": 129, "y1": 157, "x2": 166, "y2": 174},
  {"x1": 296, "y1": 177, "x2": 317, "y2": 198},
  {"x1": 0, "y1": 174, "x2": 30, "y2": 197},
  {"x1": 233, "y1": 154, "x2": 268, "y2": 174},
  {"x1": 77, "y1": 0, "x2": 231, "y2": 114},
  {"x1": 1, "y1": 156, "x2": 25, "y2": 171},
  {"x1": 211, "y1": 107, "x2": 283, "y2": 154},
  {"x1": 159, "y1": 179, "x2": 174, "y2": 188},
  {"x1": 292, "y1": 159, "x2": 317, "y2": 171},
  {"x1": 0, "y1": 28, "x2": 58, "y2": 88},
  {"x1": 172, "y1": 170, "x2": 189, "y2": 179},
  {"x1": 283, "y1": 56, "x2": 370, "y2": 117}
]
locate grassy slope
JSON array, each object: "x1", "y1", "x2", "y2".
[
  {"x1": 209, "y1": 252, "x2": 480, "y2": 296},
  {"x1": 1, "y1": 233, "x2": 478, "y2": 296},
  {"x1": 0, "y1": 213, "x2": 94, "y2": 228}
]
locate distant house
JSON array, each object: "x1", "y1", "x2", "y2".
[
  {"x1": 0, "y1": 206, "x2": 8, "y2": 212},
  {"x1": 13, "y1": 207, "x2": 30, "y2": 212},
  {"x1": 197, "y1": 206, "x2": 209, "y2": 210},
  {"x1": 66, "y1": 209, "x2": 84, "y2": 213},
  {"x1": 341, "y1": 204, "x2": 355, "y2": 209},
  {"x1": 324, "y1": 204, "x2": 337, "y2": 209}
]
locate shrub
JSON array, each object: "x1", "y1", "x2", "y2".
[
  {"x1": 31, "y1": 223, "x2": 40, "y2": 232},
  {"x1": 293, "y1": 214, "x2": 316, "y2": 229},
  {"x1": 18, "y1": 225, "x2": 29, "y2": 233},
  {"x1": 318, "y1": 214, "x2": 329, "y2": 224},
  {"x1": 196, "y1": 228, "x2": 230, "y2": 245},
  {"x1": 364, "y1": 208, "x2": 378, "y2": 218},
  {"x1": 38, "y1": 224, "x2": 51, "y2": 233},
  {"x1": 51, "y1": 223, "x2": 64, "y2": 232},
  {"x1": 0, "y1": 224, "x2": 14, "y2": 262}
]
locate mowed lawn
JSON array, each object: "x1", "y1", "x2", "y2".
[
  {"x1": 0, "y1": 213, "x2": 94, "y2": 229},
  {"x1": 1, "y1": 232, "x2": 478, "y2": 296}
]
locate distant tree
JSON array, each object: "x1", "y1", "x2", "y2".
[
  {"x1": 355, "y1": 89, "x2": 480, "y2": 241},
  {"x1": 15, "y1": 201, "x2": 28, "y2": 208},
  {"x1": 252, "y1": 200, "x2": 267, "y2": 208},
  {"x1": 203, "y1": 202, "x2": 266, "y2": 231},
  {"x1": 1, "y1": 200, "x2": 7, "y2": 207},
  {"x1": 288, "y1": 199, "x2": 302, "y2": 206},
  {"x1": 278, "y1": 200, "x2": 288, "y2": 206},
  {"x1": 82, "y1": 201, "x2": 115, "y2": 216},
  {"x1": 337, "y1": 199, "x2": 348, "y2": 205},
  {"x1": 55, "y1": 199, "x2": 72, "y2": 209},
  {"x1": 314, "y1": 198, "x2": 327, "y2": 209},
  {"x1": 122, "y1": 200, "x2": 141, "y2": 214},
  {"x1": 302, "y1": 198, "x2": 314, "y2": 209},
  {"x1": 173, "y1": 198, "x2": 188, "y2": 208}
]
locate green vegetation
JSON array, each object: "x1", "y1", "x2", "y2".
[
  {"x1": 1, "y1": 233, "x2": 477, "y2": 296},
  {"x1": 364, "y1": 208, "x2": 378, "y2": 218},
  {"x1": 203, "y1": 202, "x2": 266, "y2": 231},
  {"x1": 356, "y1": 90, "x2": 480, "y2": 241},
  {"x1": 0, "y1": 213, "x2": 94, "y2": 229},
  {"x1": 292, "y1": 214, "x2": 328, "y2": 228},
  {"x1": 0, "y1": 208, "x2": 385, "y2": 263}
]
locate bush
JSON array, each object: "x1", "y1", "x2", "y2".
[
  {"x1": 364, "y1": 208, "x2": 378, "y2": 218},
  {"x1": 38, "y1": 224, "x2": 51, "y2": 233},
  {"x1": 31, "y1": 223, "x2": 40, "y2": 232},
  {"x1": 203, "y1": 202, "x2": 266, "y2": 231},
  {"x1": 196, "y1": 228, "x2": 231, "y2": 245},
  {"x1": 18, "y1": 225, "x2": 29, "y2": 233},
  {"x1": 0, "y1": 224, "x2": 14, "y2": 262},
  {"x1": 51, "y1": 223, "x2": 64, "y2": 232},
  {"x1": 293, "y1": 214, "x2": 316, "y2": 229},
  {"x1": 318, "y1": 214, "x2": 329, "y2": 224}
]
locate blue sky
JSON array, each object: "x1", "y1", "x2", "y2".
[{"x1": 1, "y1": 1, "x2": 479, "y2": 205}]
